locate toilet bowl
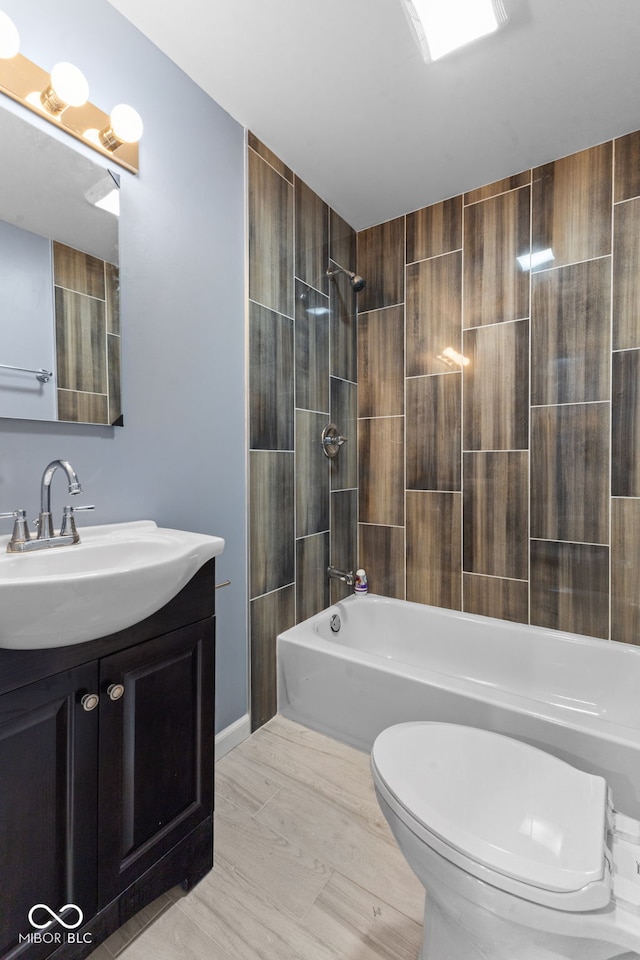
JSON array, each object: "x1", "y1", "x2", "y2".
[{"x1": 371, "y1": 722, "x2": 640, "y2": 960}]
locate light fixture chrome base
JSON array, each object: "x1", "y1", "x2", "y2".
[{"x1": 0, "y1": 53, "x2": 139, "y2": 173}]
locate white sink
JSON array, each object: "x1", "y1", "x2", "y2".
[{"x1": 0, "y1": 520, "x2": 225, "y2": 649}]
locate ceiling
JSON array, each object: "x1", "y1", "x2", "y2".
[{"x1": 107, "y1": 0, "x2": 640, "y2": 231}]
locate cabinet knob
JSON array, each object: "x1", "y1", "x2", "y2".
[
  {"x1": 107, "y1": 683, "x2": 125, "y2": 702},
  {"x1": 81, "y1": 693, "x2": 100, "y2": 712}
]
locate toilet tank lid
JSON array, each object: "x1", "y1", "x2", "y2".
[{"x1": 371, "y1": 722, "x2": 607, "y2": 894}]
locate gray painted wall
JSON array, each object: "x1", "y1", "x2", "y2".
[
  {"x1": 0, "y1": 0, "x2": 248, "y2": 732},
  {"x1": 0, "y1": 221, "x2": 56, "y2": 421}
]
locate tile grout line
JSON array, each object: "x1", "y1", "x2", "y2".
[
  {"x1": 249, "y1": 783, "x2": 285, "y2": 820},
  {"x1": 609, "y1": 140, "x2": 616, "y2": 641}
]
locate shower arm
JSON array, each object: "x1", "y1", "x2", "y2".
[{"x1": 326, "y1": 264, "x2": 365, "y2": 292}]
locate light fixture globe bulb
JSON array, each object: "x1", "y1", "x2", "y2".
[
  {"x1": 109, "y1": 104, "x2": 143, "y2": 144},
  {"x1": 0, "y1": 10, "x2": 20, "y2": 59},
  {"x1": 50, "y1": 61, "x2": 89, "y2": 107}
]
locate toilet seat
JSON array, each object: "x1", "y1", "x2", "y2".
[{"x1": 371, "y1": 722, "x2": 613, "y2": 912}]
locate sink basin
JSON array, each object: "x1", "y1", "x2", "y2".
[{"x1": 0, "y1": 520, "x2": 225, "y2": 649}]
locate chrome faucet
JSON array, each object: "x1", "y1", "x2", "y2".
[
  {"x1": 0, "y1": 459, "x2": 94, "y2": 552},
  {"x1": 38, "y1": 459, "x2": 83, "y2": 539},
  {"x1": 327, "y1": 566, "x2": 355, "y2": 587}
]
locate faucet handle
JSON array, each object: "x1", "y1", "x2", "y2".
[
  {"x1": 60, "y1": 504, "x2": 95, "y2": 542},
  {"x1": 0, "y1": 509, "x2": 32, "y2": 547}
]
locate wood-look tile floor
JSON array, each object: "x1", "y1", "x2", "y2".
[{"x1": 89, "y1": 715, "x2": 424, "y2": 960}]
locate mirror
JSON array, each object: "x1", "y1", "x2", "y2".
[{"x1": 0, "y1": 106, "x2": 122, "y2": 425}]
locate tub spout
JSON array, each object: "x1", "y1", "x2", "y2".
[{"x1": 327, "y1": 566, "x2": 355, "y2": 586}]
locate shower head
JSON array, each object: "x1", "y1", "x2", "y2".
[{"x1": 326, "y1": 264, "x2": 366, "y2": 292}]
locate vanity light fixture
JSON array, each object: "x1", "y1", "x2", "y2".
[
  {"x1": 0, "y1": 9, "x2": 19, "y2": 59},
  {"x1": 38, "y1": 61, "x2": 89, "y2": 116},
  {"x1": 83, "y1": 103, "x2": 144, "y2": 155},
  {"x1": 99, "y1": 104, "x2": 143, "y2": 151},
  {"x1": 401, "y1": 0, "x2": 508, "y2": 62},
  {"x1": 0, "y1": 8, "x2": 142, "y2": 172}
]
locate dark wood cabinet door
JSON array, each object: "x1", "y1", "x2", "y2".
[
  {"x1": 97, "y1": 620, "x2": 214, "y2": 905},
  {"x1": 0, "y1": 663, "x2": 98, "y2": 959}
]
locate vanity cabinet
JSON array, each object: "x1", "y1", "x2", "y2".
[
  {"x1": 0, "y1": 662, "x2": 99, "y2": 960},
  {"x1": 97, "y1": 622, "x2": 213, "y2": 905},
  {"x1": 0, "y1": 561, "x2": 216, "y2": 960}
]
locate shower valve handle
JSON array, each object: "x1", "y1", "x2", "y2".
[{"x1": 321, "y1": 423, "x2": 347, "y2": 459}]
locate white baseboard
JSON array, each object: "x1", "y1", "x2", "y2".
[{"x1": 215, "y1": 712, "x2": 251, "y2": 761}]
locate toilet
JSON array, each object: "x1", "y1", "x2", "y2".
[{"x1": 371, "y1": 722, "x2": 640, "y2": 960}]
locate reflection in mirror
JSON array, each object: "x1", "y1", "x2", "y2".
[{"x1": 0, "y1": 106, "x2": 122, "y2": 425}]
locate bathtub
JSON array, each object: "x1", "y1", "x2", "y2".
[{"x1": 277, "y1": 593, "x2": 640, "y2": 818}]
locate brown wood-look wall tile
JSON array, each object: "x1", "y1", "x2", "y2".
[
  {"x1": 105, "y1": 263, "x2": 119, "y2": 335},
  {"x1": 330, "y1": 378, "x2": 357, "y2": 491},
  {"x1": 357, "y1": 217, "x2": 405, "y2": 312},
  {"x1": 359, "y1": 524, "x2": 405, "y2": 600},
  {"x1": 107, "y1": 334, "x2": 122, "y2": 426},
  {"x1": 295, "y1": 280, "x2": 329, "y2": 413},
  {"x1": 464, "y1": 171, "x2": 531, "y2": 206},
  {"x1": 330, "y1": 579, "x2": 351, "y2": 604},
  {"x1": 249, "y1": 451, "x2": 294, "y2": 597},
  {"x1": 329, "y1": 209, "x2": 356, "y2": 272},
  {"x1": 250, "y1": 585, "x2": 296, "y2": 732},
  {"x1": 57, "y1": 390, "x2": 108, "y2": 425},
  {"x1": 406, "y1": 252, "x2": 462, "y2": 378},
  {"x1": 463, "y1": 187, "x2": 530, "y2": 327},
  {"x1": 530, "y1": 540, "x2": 609, "y2": 639},
  {"x1": 406, "y1": 196, "x2": 462, "y2": 263},
  {"x1": 55, "y1": 288, "x2": 107, "y2": 393},
  {"x1": 358, "y1": 306, "x2": 404, "y2": 417},
  {"x1": 463, "y1": 452, "x2": 528, "y2": 580},
  {"x1": 249, "y1": 302, "x2": 294, "y2": 450},
  {"x1": 406, "y1": 491, "x2": 461, "y2": 609},
  {"x1": 296, "y1": 533, "x2": 330, "y2": 623},
  {"x1": 531, "y1": 260, "x2": 611, "y2": 405},
  {"x1": 407, "y1": 374, "x2": 460, "y2": 491},
  {"x1": 614, "y1": 131, "x2": 640, "y2": 203},
  {"x1": 532, "y1": 142, "x2": 612, "y2": 269},
  {"x1": 463, "y1": 319, "x2": 529, "y2": 451},
  {"x1": 612, "y1": 349, "x2": 640, "y2": 497},
  {"x1": 359, "y1": 417, "x2": 404, "y2": 525},
  {"x1": 531, "y1": 403, "x2": 609, "y2": 544},
  {"x1": 463, "y1": 574, "x2": 528, "y2": 624},
  {"x1": 329, "y1": 263, "x2": 357, "y2": 383},
  {"x1": 248, "y1": 149, "x2": 294, "y2": 318},
  {"x1": 296, "y1": 411, "x2": 330, "y2": 537},
  {"x1": 295, "y1": 177, "x2": 329, "y2": 295},
  {"x1": 248, "y1": 132, "x2": 293, "y2": 183},
  {"x1": 613, "y1": 198, "x2": 640, "y2": 351},
  {"x1": 53, "y1": 242, "x2": 106, "y2": 299},
  {"x1": 330, "y1": 490, "x2": 358, "y2": 597},
  {"x1": 611, "y1": 498, "x2": 640, "y2": 644}
]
